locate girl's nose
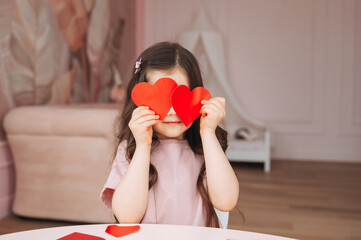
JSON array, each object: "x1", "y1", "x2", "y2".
[{"x1": 167, "y1": 107, "x2": 176, "y2": 115}]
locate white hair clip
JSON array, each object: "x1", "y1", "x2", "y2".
[{"x1": 134, "y1": 58, "x2": 143, "y2": 74}]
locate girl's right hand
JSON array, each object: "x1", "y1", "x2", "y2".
[{"x1": 128, "y1": 106, "x2": 160, "y2": 146}]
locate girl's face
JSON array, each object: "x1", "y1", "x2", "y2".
[{"x1": 147, "y1": 66, "x2": 192, "y2": 140}]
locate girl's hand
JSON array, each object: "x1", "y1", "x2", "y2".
[
  {"x1": 200, "y1": 97, "x2": 226, "y2": 134},
  {"x1": 129, "y1": 106, "x2": 160, "y2": 146}
]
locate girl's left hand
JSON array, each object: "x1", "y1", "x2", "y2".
[{"x1": 200, "y1": 97, "x2": 226, "y2": 133}]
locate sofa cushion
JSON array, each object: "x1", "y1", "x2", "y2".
[{"x1": 3, "y1": 103, "x2": 122, "y2": 223}]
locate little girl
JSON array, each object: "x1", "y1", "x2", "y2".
[{"x1": 100, "y1": 42, "x2": 239, "y2": 228}]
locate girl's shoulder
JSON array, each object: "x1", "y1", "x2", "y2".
[
  {"x1": 113, "y1": 140, "x2": 127, "y2": 155},
  {"x1": 117, "y1": 140, "x2": 127, "y2": 150},
  {"x1": 113, "y1": 140, "x2": 128, "y2": 163}
]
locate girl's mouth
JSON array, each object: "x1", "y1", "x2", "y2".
[{"x1": 163, "y1": 121, "x2": 182, "y2": 126}]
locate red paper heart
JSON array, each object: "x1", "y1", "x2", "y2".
[
  {"x1": 57, "y1": 232, "x2": 105, "y2": 240},
  {"x1": 171, "y1": 85, "x2": 211, "y2": 127},
  {"x1": 105, "y1": 225, "x2": 140, "y2": 238},
  {"x1": 131, "y1": 78, "x2": 178, "y2": 120}
]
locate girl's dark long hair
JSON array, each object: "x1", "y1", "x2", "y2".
[{"x1": 114, "y1": 42, "x2": 228, "y2": 227}]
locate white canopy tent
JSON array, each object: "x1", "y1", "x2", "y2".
[{"x1": 178, "y1": 8, "x2": 271, "y2": 172}]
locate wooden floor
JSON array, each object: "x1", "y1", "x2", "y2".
[
  {"x1": 1, "y1": 160, "x2": 361, "y2": 240},
  {"x1": 229, "y1": 160, "x2": 361, "y2": 240}
]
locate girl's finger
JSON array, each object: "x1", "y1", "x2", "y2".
[
  {"x1": 132, "y1": 108, "x2": 156, "y2": 122},
  {"x1": 135, "y1": 114, "x2": 160, "y2": 125},
  {"x1": 133, "y1": 106, "x2": 149, "y2": 112},
  {"x1": 141, "y1": 119, "x2": 161, "y2": 128},
  {"x1": 202, "y1": 105, "x2": 225, "y2": 120},
  {"x1": 214, "y1": 97, "x2": 226, "y2": 107},
  {"x1": 201, "y1": 97, "x2": 225, "y2": 107},
  {"x1": 205, "y1": 98, "x2": 225, "y2": 110},
  {"x1": 201, "y1": 100, "x2": 208, "y2": 105},
  {"x1": 200, "y1": 104, "x2": 219, "y2": 116},
  {"x1": 204, "y1": 101, "x2": 224, "y2": 114},
  {"x1": 201, "y1": 102, "x2": 224, "y2": 115},
  {"x1": 133, "y1": 106, "x2": 155, "y2": 116}
]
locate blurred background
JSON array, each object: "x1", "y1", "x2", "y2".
[{"x1": 0, "y1": 0, "x2": 360, "y2": 239}]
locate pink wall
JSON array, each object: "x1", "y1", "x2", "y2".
[{"x1": 136, "y1": 0, "x2": 361, "y2": 162}]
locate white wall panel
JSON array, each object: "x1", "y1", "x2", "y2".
[{"x1": 139, "y1": 0, "x2": 361, "y2": 162}]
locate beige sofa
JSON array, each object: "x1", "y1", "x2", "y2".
[{"x1": 3, "y1": 103, "x2": 122, "y2": 223}]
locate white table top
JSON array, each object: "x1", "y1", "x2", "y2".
[{"x1": 0, "y1": 223, "x2": 296, "y2": 240}]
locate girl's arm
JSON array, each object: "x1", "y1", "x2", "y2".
[
  {"x1": 112, "y1": 144, "x2": 151, "y2": 223},
  {"x1": 112, "y1": 106, "x2": 160, "y2": 223},
  {"x1": 200, "y1": 98, "x2": 239, "y2": 212}
]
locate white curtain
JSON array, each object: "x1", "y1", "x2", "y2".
[{"x1": 178, "y1": 9, "x2": 267, "y2": 135}]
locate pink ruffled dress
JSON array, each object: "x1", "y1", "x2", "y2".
[{"x1": 100, "y1": 139, "x2": 209, "y2": 226}]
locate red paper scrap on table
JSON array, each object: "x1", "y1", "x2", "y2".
[
  {"x1": 105, "y1": 225, "x2": 141, "y2": 238},
  {"x1": 57, "y1": 232, "x2": 105, "y2": 240},
  {"x1": 171, "y1": 85, "x2": 211, "y2": 127},
  {"x1": 131, "y1": 77, "x2": 178, "y2": 120}
]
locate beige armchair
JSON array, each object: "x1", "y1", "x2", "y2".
[{"x1": 3, "y1": 103, "x2": 121, "y2": 223}]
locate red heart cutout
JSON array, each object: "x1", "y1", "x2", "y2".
[
  {"x1": 57, "y1": 232, "x2": 105, "y2": 240},
  {"x1": 171, "y1": 85, "x2": 211, "y2": 127},
  {"x1": 105, "y1": 225, "x2": 140, "y2": 238},
  {"x1": 131, "y1": 78, "x2": 178, "y2": 120}
]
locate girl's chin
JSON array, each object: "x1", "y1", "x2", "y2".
[
  {"x1": 154, "y1": 131, "x2": 185, "y2": 140},
  {"x1": 153, "y1": 121, "x2": 192, "y2": 140}
]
